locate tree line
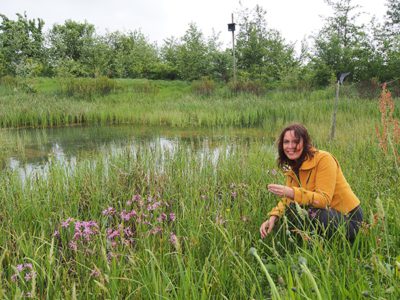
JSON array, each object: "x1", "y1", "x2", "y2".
[{"x1": 0, "y1": 0, "x2": 399, "y2": 89}]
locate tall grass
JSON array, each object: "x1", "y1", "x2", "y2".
[
  {"x1": 0, "y1": 77, "x2": 395, "y2": 131},
  {"x1": 0, "y1": 133, "x2": 399, "y2": 298},
  {"x1": 0, "y1": 77, "x2": 399, "y2": 298}
]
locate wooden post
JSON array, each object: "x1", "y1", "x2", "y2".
[{"x1": 330, "y1": 80, "x2": 340, "y2": 141}]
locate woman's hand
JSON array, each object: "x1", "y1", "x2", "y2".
[
  {"x1": 260, "y1": 216, "x2": 278, "y2": 238},
  {"x1": 267, "y1": 184, "x2": 294, "y2": 199}
]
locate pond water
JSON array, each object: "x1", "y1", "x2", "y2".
[{"x1": 0, "y1": 125, "x2": 274, "y2": 179}]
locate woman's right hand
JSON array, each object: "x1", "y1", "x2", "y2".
[{"x1": 260, "y1": 215, "x2": 278, "y2": 239}]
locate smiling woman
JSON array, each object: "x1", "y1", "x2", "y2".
[{"x1": 260, "y1": 123, "x2": 363, "y2": 242}]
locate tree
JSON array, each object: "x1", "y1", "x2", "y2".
[
  {"x1": 0, "y1": 13, "x2": 45, "y2": 76},
  {"x1": 310, "y1": 0, "x2": 374, "y2": 84},
  {"x1": 175, "y1": 23, "x2": 209, "y2": 81},
  {"x1": 385, "y1": 0, "x2": 400, "y2": 36},
  {"x1": 48, "y1": 20, "x2": 96, "y2": 76},
  {"x1": 235, "y1": 5, "x2": 296, "y2": 83},
  {"x1": 105, "y1": 30, "x2": 160, "y2": 78},
  {"x1": 206, "y1": 31, "x2": 231, "y2": 82},
  {"x1": 383, "y1": 0, "x2": 400, "y2": 82}
]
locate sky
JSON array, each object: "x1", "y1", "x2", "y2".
[{"x1": 1, "y1": 0, "x2": 388, "y2": 51}]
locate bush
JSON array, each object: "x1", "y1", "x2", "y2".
[
  {"x1": 227, "y1": 79, "x2": 266, "y2": 96},
  {"x1": 191, "y1": 77, "x2": 216, "y2": 96},
  {"x1": 356, "y1": 78, "x2": 381, "y2": 99},
  {"x1": 0, "y1": 76, "x2": 37, "y2": 94},
  {"x1": 131, "y1": 80, "x2": 159, "y2": 94},
  {"x1": 59, "y1": 77, "x2": 119, "y2": 99},
  {"x1": 0, "y1": 75, "x2": 19, "y2": 89}
]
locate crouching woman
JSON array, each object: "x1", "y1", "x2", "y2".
[{"x1": 260, "y1": 123, "x2": 363, "y2": 242}]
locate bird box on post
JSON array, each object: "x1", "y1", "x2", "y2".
[{"x1": 228, "y1": 23, "x2": 236, "y2": 32}]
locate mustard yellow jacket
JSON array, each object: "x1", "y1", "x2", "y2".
[{"x1": 268, "y1": 150, "x2": 360, "y2": 217}]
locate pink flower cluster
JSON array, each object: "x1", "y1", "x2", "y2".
[
  {"x1": 103, "y1": 193, "x2": 177, "y2": 249},
  {"x1": 53, "y1": 193, "x2": 177, "y2": 257},
  {"x1": 54, "y1": 218, "x2": 99, "y2": 252},
  {"x1": 11, "y1": 263, "x2": 36, "y2": 284}
]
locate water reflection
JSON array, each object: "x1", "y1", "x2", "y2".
[{"x1": 0, "y1": 125, "x2": 272, "y2": 180}]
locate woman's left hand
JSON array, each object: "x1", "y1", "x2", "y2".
[{"x1": 267, "y1": 184, "x2": 294, "y2": 199}]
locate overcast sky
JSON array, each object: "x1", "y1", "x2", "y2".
[{"x1": 1, "y1": 0, "x2": 388, "y2": 50}]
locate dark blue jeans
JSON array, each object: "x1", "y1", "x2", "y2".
[{"x1": 285, "y1": 203, "x2": 363, "y2": 242}]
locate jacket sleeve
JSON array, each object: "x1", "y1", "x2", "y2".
[
  {"x1": 268, "y1": 174, "x2": 294, "y2": 217},
  {"x1": 268, "y1": 197, "x2": 291, "y2": 217},
  {"x1": 292, "y1": 154, "x2": 337, "y2": 208}
]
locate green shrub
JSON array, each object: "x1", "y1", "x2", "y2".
[
  {"x1": 59, "y1": 76, "x2": 119, "y2": 99},
  {"x1": 356, "y1": 78, "x2": 381, "y2": 99},
  {"x1": 131, "y1": 80, "x2": 159, "y2": 94},
  {"x1": 0, "y1": 75, "x2": 19, "y2": 88},
  {"x1": 0, "y1": 76, "x2": 38, "y2": 94},
  {"x1": 191, "y1": 77, "x2": 216, "y2": 96},
  {"x1": 228, "y1": 80, "x2": 266, "y2": 96}
]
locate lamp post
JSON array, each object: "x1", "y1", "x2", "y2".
[{"x1": 228, "y1": 14, "x2": 236, "y2": 84}]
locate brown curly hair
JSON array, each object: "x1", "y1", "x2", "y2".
[{"x1": 277, "y1": 123, "x2": 315, "y2": 170}]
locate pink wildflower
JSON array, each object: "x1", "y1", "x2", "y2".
[
  {"x1": 133, "y1": 194, "x2": 142, "y2": 202},
  {"x1": 90, "y1": 269, "x2": 100, "y2": 278},
  {"x1": 24, "y1": 271, "x2": 36, "y2": 282},
  {"x1": 149, "y1": 226, "x2": 162, "y2": 235},
  {"x1": 53, "y1": 230, "x2": 60, "y2": 238},
  {"x1": 106, "y1": 229, "x2": 120, "y2": 240},
  {"x1": 147, "y1": 201, "x2": 161, "y2": 211},
  {"x1": 102, "y1": 207, "x2": 116, "y2": 216},
  {"x1": 11, "y1": 274, "x2": 18, "y2": 282},
  {"x1": 124, "y1": 227, "x2": 134, "y2": 237},
  {"x1": 69, "y1": 241, "x2": 78, "y2": 251},
  {"x1": 170, "y1": 233, "x2": 177, "y2": 245},
  {"x1": 169, "y1": 213, "x2": 176, "y2": 222},
  {"x1": 61, "y1": 217, "x2": 73, "y2": 228},
  {"x1": 16, "y1": 264, "x2": 24, "y2": 272},
  {"x1": 120, "y1": 210, "x2": 132, "y2": 221}
]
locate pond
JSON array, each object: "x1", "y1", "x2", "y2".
[{"x1": 0, "y1": 125, "x2": 275, "y2": 180}]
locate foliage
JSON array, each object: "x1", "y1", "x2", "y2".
[
  {"x1": 227, "y1": 79, "x2": 266, "y2": 96},
  {"x1": 235, "y1": 5, "x2": 297, "y2": 83},
  {"x1": 0, "y1": 120, "x2": 399, "y2": 298},
  {"x1": 310, "y1": 0, "x2": 374, "y2": 84},
  {"x1": 176, "y1": 23, "x2": 209, "y2": 81},
  {"x1": 375, "y1": 83, "x2": 400, "y2": 166},
  {"x1": 105, "y1": 30, "x2": 160, "y2": 78},
  {"x1": 0, "y1": 2, "x2": 399, "y2": 88},
  {"x1": 356, "y1": 78, "x2": 381, "y2": 99},
  {"x1": 0, "y1": 13, "x2": 45, "y2": 76},
  {"x1": 191, "y1": 77, "x2": 216, "y2": 96},
  {"x1": 130, "y1": 79, "x2": 160, "y2": 94},
  {"x1": 59, "y1": 76, "x2": 119, "y2": 99}
]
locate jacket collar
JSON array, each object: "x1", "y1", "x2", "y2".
[
  {"x1": 284, "y1": 149, "x2": 318, "y2": 176},
  {"x1": 299, "y1": 153, "x2": 316, "y2": 170}
]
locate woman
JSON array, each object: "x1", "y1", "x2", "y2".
[{"x1": 260, "y1": 123, "x2": 363, "y2": 242}]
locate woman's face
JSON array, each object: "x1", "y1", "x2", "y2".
[{"x1": 283, "y1": 130, "x2": 304, "y2": 161}]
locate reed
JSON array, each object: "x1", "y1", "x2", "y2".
[
  {"x1": 0, "y1": 133, "x2": 399, "y2": 298},
  {"x1": 0, "y1": 77, "x2": 393, "y2": 132}
]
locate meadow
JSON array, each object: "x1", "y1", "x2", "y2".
[{"x1": 0, "y1": 77, "x2": 399, "y2": 299}]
